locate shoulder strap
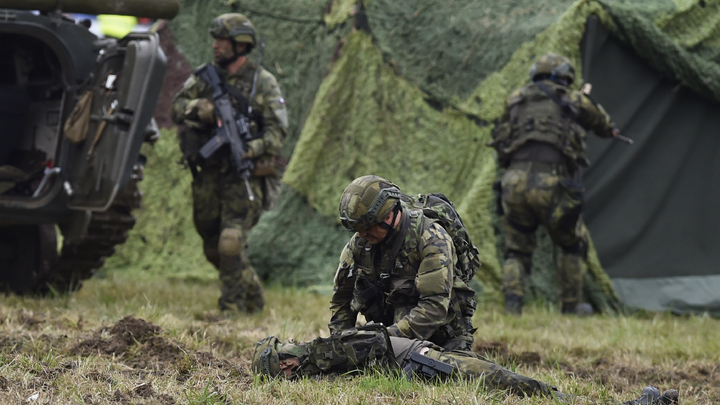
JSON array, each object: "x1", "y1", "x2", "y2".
[
  {"x1": 534, "y1": 80, "x2": 583, "y2": 124},
  {"x1": 383, "y1": 210, "x2": 410, "y2": 279}
]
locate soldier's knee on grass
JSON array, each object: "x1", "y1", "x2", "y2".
[{"x1": 218, "y1": 228, "x2": 242, "y2": 256}]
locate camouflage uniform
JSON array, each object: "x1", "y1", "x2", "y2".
[
  {"x1": 252, "y1": 325, "x2": 563, "y2": 400},
  {"x1": 488, "y1": 53, "x2": 615, "y2": 313},
  {"x1": 253, "y1": 327, "x2": 679, "y2": 404},
  {"x1": 170, "y1": 14, "x2": 288, "y2": 313},
  {"x1": 331, "y1": 176, "x2": 476, "y2": 351}
]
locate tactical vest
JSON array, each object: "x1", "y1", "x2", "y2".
[
  {"x1": 352, "y1": 195, "x2": 478, "y2": 346},
  {"x1": 489, "y1": 82, "x2": 590, "y2": 171},
  {"x1": 297, "y1": 324, "x2": 397, "y2": 377}
]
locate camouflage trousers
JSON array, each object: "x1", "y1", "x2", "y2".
[
  {"x1": 192, "y1": 166, "x2": 265, "y2": 313},
  {"x1": 391, "y1": 337, "x2": 560, "y2": 398},
  {"x1": 500, "y1": 165, "x2": 586, "y2": 307}
]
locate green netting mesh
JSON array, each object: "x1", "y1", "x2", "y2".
[
  {"x1": 364, "y1": 0, "x2": 579, "y2": 104},
  {"x1": 107, "y1": 0, "x2": 720, "y2": 313},
  {"x1": 104, "y1": 131, "x2": 214, "y2": 281},
  {"x1": 167, "y1": 0, "x2": 349, "y2": 154}
]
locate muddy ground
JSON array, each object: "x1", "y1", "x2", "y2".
[
  {"x1": 0, "y1": 311, "x2": 718, "y2": 403},
  {"x1": 0, "y1": 313, "x2": 251, "y2": 404}
]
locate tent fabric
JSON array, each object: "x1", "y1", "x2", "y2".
[{"x1": 582, "y1": 16, "x2": 720, "y2": 315}]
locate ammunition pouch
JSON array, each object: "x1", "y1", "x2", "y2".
[
  {"x1": 300, "y1": 323, "x2": 397, "y2": 376},
  {"x1": 403, "y1": 352, "x2": 455, "y2": 381},
  {"x1": 178, "y1": 126, "x2": 208, "y2": 163},
  {"x1": 487, "y1": 121, "x2": 512, "y2": 168},
  {"x1": 251, "y1": 155, "x2": 286, "y2": 177},
  {"x1": 428, "y1": 324, "x2": 458, "y2": 348}
]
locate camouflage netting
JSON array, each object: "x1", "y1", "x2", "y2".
[{"x1": 107, "y1": 0, "x2": 720, "y2": 312}]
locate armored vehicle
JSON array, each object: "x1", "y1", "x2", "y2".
[{"x1": 0, "y1": 0, "x2": 179, "y2": 294}]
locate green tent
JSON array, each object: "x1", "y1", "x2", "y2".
[{"x1": 110, "y1": 0, "x2": 720, "y2": 315}]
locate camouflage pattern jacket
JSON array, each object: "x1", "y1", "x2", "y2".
[
  {"x1": 170, "y1": 60, "x2": 288, "y2": 173},
  {"x1": 489, "y1": 80, "x2": 615, "y2": 171},
  {"x1": 329, "y1": 205, "x2": 475, "y2": 347}
]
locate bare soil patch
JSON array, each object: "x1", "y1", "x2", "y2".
[{"x1": 473, "y1": 339, "x2": 720, "y2": 403}]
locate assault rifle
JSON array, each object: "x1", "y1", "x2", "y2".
[
  {"x1": 581, "y1": 83, "x2": 633, "y2": 145},
  {"x1": 197, "y1": 40, "x2": 266, "y2": 201}
]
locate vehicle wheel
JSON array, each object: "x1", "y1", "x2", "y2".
[{"x1": 0, "y1": 224, "x2": 57, "y2": 294}]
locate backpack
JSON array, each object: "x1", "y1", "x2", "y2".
[{"x1": 400, "y1": 193, "x2": 481, "y2": 284}]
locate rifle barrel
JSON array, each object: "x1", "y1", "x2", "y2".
[{"x1": 616, "y1": 134, "x2": 634, "y2": 145}]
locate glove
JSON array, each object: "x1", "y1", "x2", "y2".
[{"x1": 184, "y1": 98, "x2": 215, "y2": 124}]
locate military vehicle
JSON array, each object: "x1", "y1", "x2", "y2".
[{"x1": 0, "y1": 0, "x2": 180, "y2": 294}]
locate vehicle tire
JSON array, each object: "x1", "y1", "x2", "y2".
[
  {"x1": 0, "y1": 163, "x2": 144, "y2": 296},
  {"x1": 0, "y1": 224, "x2": 57, "y2": 294}
]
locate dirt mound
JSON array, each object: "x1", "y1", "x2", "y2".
[
  {"x1": 472, "y1": 340, "x2": 509, "y2": 359},
  {"x1": 71, "y1": 316, "x2": 162, "y2": 357},
  {"x1": 124, "y1": 336, "x2": 184, "y2": 370},
  {"x1": 109, "y1": 316, "x2": 162, "y2": 345}
]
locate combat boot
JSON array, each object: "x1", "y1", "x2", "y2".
[
  {"x1": 622, "y1": 387, "x2": 679, "y2": 405},
  {"x1": 623, "y1": 386, "x2": 660, "y2": 405},
  {"x1": 657, "y1": 389, "x2": 679, "y2": 405},
  {"x1": 504, "y1": 293, "x2": 523, "y2": 315},
  {"x1": 561, "y1": 302, "x2": 594, "y2": 317}
]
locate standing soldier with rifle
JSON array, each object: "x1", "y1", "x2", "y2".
[
  {"x1": 171, "y1": 13, "x2": 288, "y2": 313},
  {"x1": 487, "y1": 53, "x2": 624, "y2": 316}
]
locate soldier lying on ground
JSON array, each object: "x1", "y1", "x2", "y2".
[{"x1": 251, "y1": 324, "x2": 679, "y2": 405}]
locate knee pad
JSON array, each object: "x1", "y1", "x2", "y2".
[{"x1": 218, "y1": 228, "x2": 242, "y2": 256}]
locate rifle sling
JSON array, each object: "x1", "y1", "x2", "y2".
[{"x1": 534, "y1": 80, "x2": 578, "y2": 119}]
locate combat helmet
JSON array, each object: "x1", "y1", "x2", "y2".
[
  {"x1": 339, "y1": 175, "x2": 402, "y2": 232},
  {"x1": 209, "y1": 13, "x2": 257, "y2": 49},
  {"x1": 530, "y1": 53, "x2": 575, "y2": 85},
  {"x1": 252, "y1": 336, "x2": 308, "y2": 378}
]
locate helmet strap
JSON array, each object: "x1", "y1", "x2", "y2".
[
  {"x1": 217, "y1": 40, "x2": 251, "y2": 67},
  {"x1": 547, "y1": 73, "x2": 569, "y2": 87},
  {"x1": 378, "y1": 203, "x2": 400, "y2": 244}
]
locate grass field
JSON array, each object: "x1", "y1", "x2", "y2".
[{"x1": 0, "y1": 271, "x2": 718, "y2": 404}]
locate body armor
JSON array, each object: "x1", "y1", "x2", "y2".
[{"x1": 490, "y1": 81, "x2": 590, "y2": 172}]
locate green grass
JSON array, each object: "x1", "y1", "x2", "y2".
[{"x1": 0, "y1": 271, "x2": 717, "y2": 404}]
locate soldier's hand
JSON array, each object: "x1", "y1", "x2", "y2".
[{"x1": 185, "y1": 98, "x2": 215, "y2": 124}]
